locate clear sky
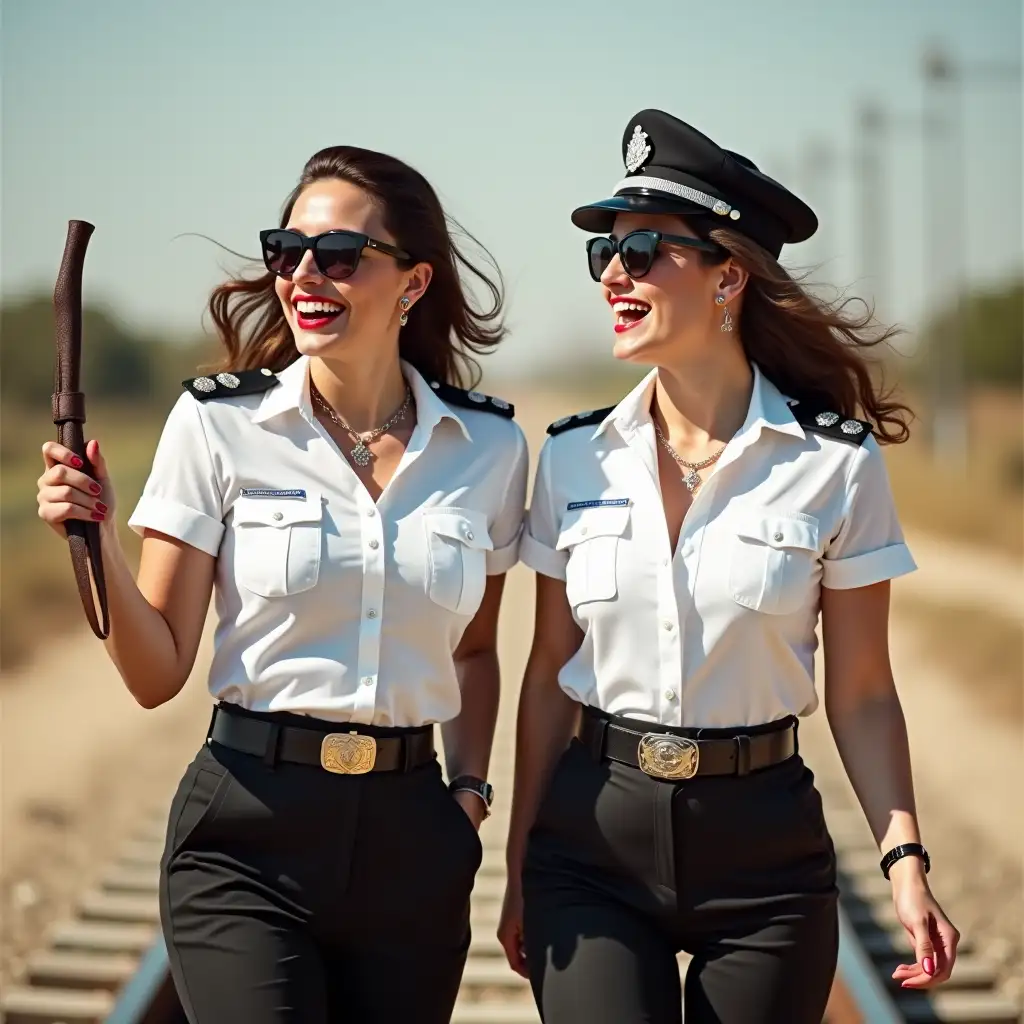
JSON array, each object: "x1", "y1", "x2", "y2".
[{"x1": 2, "y1": 0, "x2": 1020, "y2": 379}]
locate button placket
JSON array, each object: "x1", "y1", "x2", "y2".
[{"x1": 352, "y1": 497, "x2": 385, "y2": 722}]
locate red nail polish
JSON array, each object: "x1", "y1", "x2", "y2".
[
  {"x1": 90, "y1": 483, "x2": 102, "y2": 495},
  {"x1": 95, "y1": 502, "x2": 108, "y2": 514},
  {"x1": 923, "y1": 957, "x2": 934, "y2": 975},
  {"x1": 91, "y1": 511, "x2": 105, "y2": 520},
  {"x1": 71, "y1": 456, "x2": 84, "y2": 468}
]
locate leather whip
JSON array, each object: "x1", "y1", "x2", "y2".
[{"x1": 52, "y1": 219, "x2": 110, "y2": 639}]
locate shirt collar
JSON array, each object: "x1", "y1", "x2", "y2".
[
  {"x1": 251, "y1": 354, "x2": 471, "y2": 441},
  {"x1": 593, "y1": 362, "x2": 805, "y2": 444}
]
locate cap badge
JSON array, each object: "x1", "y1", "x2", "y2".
[{"x1": 624, "y1": 125, "x2": 652, "y2": 173}]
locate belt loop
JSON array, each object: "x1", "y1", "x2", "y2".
[
  {"x1": 735, "y1": 735, "x2": 751, "y2": 777},
  {"x1": 401, "y1": 734, "x2": 414, "y2": 773},
  {"x1": 262, "y1": 723, "x2": 282, "y2": 768},
  {"x1": 205, "y1": 704, "x2": 218, "y2": 744},
  {"x1": 792, "y1": 717, "x2": 800, "y2": 757}
]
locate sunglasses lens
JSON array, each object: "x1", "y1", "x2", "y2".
[
  {"x1": 619, "y1": 233, "x2": 657, "y2": 278},
  {"x1": 262, "y1": 230, "x2": 303, "y2": 276},
  {"x1": 588, "y1": 238, "x2": 614, "y2": 281},
  {"x1": 315, "y1": 233, "x2": 362, "y2": 280}
]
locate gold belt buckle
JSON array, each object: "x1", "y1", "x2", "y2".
[
  {"x1": 637, "y1": 733, "x2": 699, "y2": 781},
  {"x1": 321, "y1": 731, "x2": 377, "y2": 774}
]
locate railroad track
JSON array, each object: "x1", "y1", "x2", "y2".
[{"x1": 2, "y1": 750, "x2": 1020, "y2": 1024}]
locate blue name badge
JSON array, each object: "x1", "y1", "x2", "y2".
[
  {"x1": 239, "y1": 488, "x2": 307, "y2": 499},
  {"x1": 566, "y1": 498, "x2": 630, "y2": 511}
]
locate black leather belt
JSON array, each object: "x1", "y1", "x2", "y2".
[
  {"x1": 579, "y1": 706, "x2": 796, "y2": 780},
  {"x1": 209, "y1": 705, "x2": 435, "y2": 774}
]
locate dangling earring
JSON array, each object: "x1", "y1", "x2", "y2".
[
  {"x1": 716, "y1": 294, "x2": 734, "y2": 333},
  {"x1": 399, "y1": 296, "x2": 411, "y2": 326}
]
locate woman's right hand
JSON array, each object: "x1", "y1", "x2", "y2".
[
  {"x1": 497, "y1": 880, "x2": 529, "y2": 979},
  {"x1": 37, "y1": 438, "x2": 114, "y2": 534}
]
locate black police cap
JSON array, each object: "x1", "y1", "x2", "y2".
[{"x1": 571, "y1": 109, "x2": 818, "y2": 259}]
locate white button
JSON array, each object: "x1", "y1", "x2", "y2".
[
  {"x1": 664, "y1": 689, "x2": 677, "y2": 701},
  {"x1": 272, "y1": 511, "x2": 283, "y2": 521},
  {"x1": 773, "y1": 531, "x2": 784, "y2": 542},
  {"x1": 361, "y1": 676, "x2": 374, "y2": 687},
  {"x1": 580, "y1": 526, "x2": 588, "y2": 536},
  {"x1": 367, "y1": 609, "x2": 378, "y2": 619},
  {"x1": 366, "y1": 508, "x2": 376, "y2": 517},
  {"x1": 465, "y1": 531, "x2": 474, "y2": 541},
  {"x1": 663, "y1": 621, "x2": 674, "y2": 631},
  {"x1": 369, "y1": 539, "x2": 379, "y2": 550}
]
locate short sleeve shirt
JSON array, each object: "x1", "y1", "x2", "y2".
[
  {"x1": 520, "y1": 363, "x2": 915, "y2": 728},
  {"x1": 128, "y1": 355, "x2": 528, "y2": 727}
]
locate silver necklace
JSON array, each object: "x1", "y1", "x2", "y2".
[
  {"x1": 310, "y1": 379, "x2": 413, "y2": 467},
  {"x1": 653, "y1": 422, "x2": 727, "y2": 493}
]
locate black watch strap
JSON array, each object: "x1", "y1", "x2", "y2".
[
  {"x1": 449, "y1": 774, "x2": 493, "y2": 815},
  {"x1": 880, "y1": 843, "x2": 930, "y2": 880}
]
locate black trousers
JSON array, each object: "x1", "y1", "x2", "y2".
[
  {"x1": 159, "y1": 707, "x2": 482, "y2": 1024},
  {"x1": 522, "y1": 725, "x2": 839, "y2": 1024}
]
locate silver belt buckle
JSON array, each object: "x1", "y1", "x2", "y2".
[{"x1": 637, "y1": 733, "x2": 699, "y2": 780}]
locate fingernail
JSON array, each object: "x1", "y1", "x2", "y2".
[
  {"x1": 95, "y1": 502, "x2": 108, "y2": 514},
  {"x1": 90, "y1": 483, "x2": 102, "y2": 495},
  {"x1": 91, "y1": 511, "x2": 105, "y2": 520},
  {"x1": 71, "y1": 456, "x2": 83, "y2": 468},
  {"x1": 923, "y1": 958, "x2": 934, "y2": 976}
]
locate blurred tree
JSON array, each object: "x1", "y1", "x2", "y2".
[
  {"x1": 0, "y1": 293, "x2": 218, "y2": 406},
  {"x1": 916, "y1": 277, "x2": 1023, "y2": 388}
]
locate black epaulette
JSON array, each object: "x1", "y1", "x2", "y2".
[
  {"x1": 427, "y1": 380, "x2": 514, "y2": 418},
  {"x1": 789, "y1": 400, "x2": 872, "y2": 447},
  {"x1": 546, "y1": 406, "x2": 615, "y2": 436},
  {"x1": 182, "y1": 368, "x2": 279, "y2": 401}
]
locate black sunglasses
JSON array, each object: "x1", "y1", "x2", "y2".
[
  {"x1": 259, "y1": 228, "x2": 412, "y2": 281},
  {"x1": 586, "y1": 230, "x2": 721, "y2": 282}
]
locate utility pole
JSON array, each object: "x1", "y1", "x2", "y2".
[
  {"x1": 855, "y1": 101, "x2": 887, "y2": 323},
  {"x1": 922, "y1": 43, "x2": 968, "y2": 467},
  {"x1": 800, "y1": 138, "x2": 837, "y2": 298}
]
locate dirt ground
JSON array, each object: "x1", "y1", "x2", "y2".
[{"x1": 2, "y1": 387, "x2": 1021, "y2": 996}]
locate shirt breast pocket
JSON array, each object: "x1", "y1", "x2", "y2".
[
  {"x1": 728, "y1": 511, "x2": 820, "y2": 615},
  {"x1": 231, "y1": 492, "x2": 324, "y2": 598},
  {"x1": 555, "y1": 504, "x2": 630, "y2": 607},
  {"x1": 422, "y1": 508, "x2": 494, "y2": 617}
]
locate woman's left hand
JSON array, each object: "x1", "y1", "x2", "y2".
[
  {"x1": 890, "y1": 867, "x2": 960, "y2": 988},
  {"x1": 453, "y1": 789, "x2": 486, "y2": 831}
]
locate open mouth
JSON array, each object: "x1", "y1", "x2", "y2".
[
  {"x1": 613, "y1": 300, "x2": 652, "y2": 333},
  {"x1": 293, "y1": 298, "x2": 347, "y2": 331}
]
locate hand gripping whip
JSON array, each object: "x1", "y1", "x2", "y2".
[{"x1": 52, "y1": 219, "x2": 110, "y2": 638}]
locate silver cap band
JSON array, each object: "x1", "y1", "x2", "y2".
[{"x1": 612, "y1": 176, "x2": 741, "y2": 220}]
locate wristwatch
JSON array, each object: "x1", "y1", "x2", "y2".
[
  {"x1": 880, "y1": 843, "x2": 930, "y2": 880},
  {"x1": 448, "y1": 775, "x2": 494, "y2": 817}
]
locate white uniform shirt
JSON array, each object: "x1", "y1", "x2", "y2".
[
  {"x1": 521, "y1": 363, "x2": 916, "y2": 728},
  {"x1": 128, "y1": 355, "x2": 528, "y2": 727}
]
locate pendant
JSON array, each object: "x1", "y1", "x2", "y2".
[
  {"x1": 683, "y1": 469, "x2": 701, "y2": 492},
  {"x1": 350, "y1": 442, "x2": 372, "y2": 467}
]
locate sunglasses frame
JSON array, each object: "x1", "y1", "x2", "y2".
[
  {"x1": 586, "y1": 230, "x2": 722, "y2": 282},
  {"x1": 259, "y1": 228, "x2": 413, "y2": 280}
]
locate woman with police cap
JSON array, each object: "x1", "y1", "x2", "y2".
[
  {"x1": 36, "y1": 145, "x2": 527, "y2": 1024},
  {"x1": 498, "y1": 109, "x2": 959, "y2": 1023}
]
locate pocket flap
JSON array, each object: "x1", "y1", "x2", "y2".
[
  {"x1": 232, "y1": 491, "x2": 323, "y2": 528},
  {"x1": 555, "y1": 503, "x2": 630, "y2": 550},
  {"x1": 733, "y1": 511, "x2": 819, "y2": 551},
  {"x1": 422, "y1": 508, "x2": 493, "y2": 550}
]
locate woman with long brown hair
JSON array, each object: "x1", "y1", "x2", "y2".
[
  {"x1": 497, "y1": 109, "x2": 959, "y2": 1023},
  {"x1": 36, "y1": 145, "x2": 527, "y2": 1023}
]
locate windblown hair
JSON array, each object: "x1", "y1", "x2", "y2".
[
  {"x1": 691, "y1": 217, "x2": 913, "y2": 444},
  {"x1": 205, "y1": 146, "x2": 506, "y2": 388}
]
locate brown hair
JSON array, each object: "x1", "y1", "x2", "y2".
[
  {"x1": 205, "y1": 146, "x2": 506, "y2": 387},
  {"x1": 690, "y1": 217, "x2": 913, "y2": 444}
]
